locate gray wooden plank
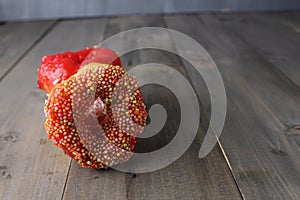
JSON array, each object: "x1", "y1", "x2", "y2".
[
  {"x1": 63, "y1": 162, "x2": 127, "y2": 200},
  {"x1": 60, "y1": 18, "x2": 133, "y2": 200},
  {"x1": 210, "y1": 12, "x2": 300, "y2": 137},
  {"x1": 0, "y1": 18, "x2": 107, "y2": 200},
  {"x1": 0, "y1": 20, "x2": 55, "y2": 81},
  {"x1": 164, "y1": 13, "x2": 300, "y2": 199},
  {"x1": 63, "y1": 14, "x2": 242, "y2": 200},
  {"x1": 215, "y1": 12, "x2": 300, "y2": 88},
  {"x1": 289, "y1": 11, "x2": 300, "y2": 26},
  {"x1": 121, "y1": 15, "x2": 241, "y2": 200}
]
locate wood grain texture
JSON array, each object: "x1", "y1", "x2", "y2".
[
  {"x1": 61, "y1": 18, "x2": 133, "y2": 200},
  {"x1": 63, "y1": 162, "x2": 127, "y2": 200},
  {"x1": 165, "y1": 13, "x2": 300, "y2": 199},
  {"x1": 0, "y1": 21, "x2": 54, "y2": 80},
  {"x1": 0, "y1": 18, "x2": 107, "y2": 200},
  {"x1": 108, "y1": 16, "x2": 240, "y2": 199},
  {"x1": 2, "y1": 12, "x2": 300, "y2": 200},
  {"x1": 215, "y1": 12, "x2": 300, "y2": 88},
  {"x1": 212, "y1": 12, "x2": 300, "y2": 152},
  {"x1": 61, "y1": 14, "x2": 241, "y2": 200}
]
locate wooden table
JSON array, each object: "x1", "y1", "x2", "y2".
[{"x1": 0, "y1": 12, "x2": 300, "y2": 200}]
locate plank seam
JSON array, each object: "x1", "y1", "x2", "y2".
[
  {"x1": 162, "y1": 15, "x2": 244, "y2": 199},
  {"x1": 196, "y1": 13, "x2": 300, "y2": 199},
  {"x1": 60, "y1": 159, "x2": 72, "y2": 200},
  {"x1": 60, "y1": 17, "x2": 109, "y2": 200},
  {"x1": 126, "y1": 173, "x2": 137, "y2": 200},
  {"x1": 218, "y1": 140, "x2": 245, "y2": 199},
  {"x1": 217, "y1": 12, "x2": 300, "y2": 121},
  {"x1": 250, "y1": 13, "x2": 300, "y2": 90},
  {"x1": 224, "y1": 13, "x2": 300, "y2": 91},
  {"x1": 194, "y1": 15, "x2": 245, "y2": 199},
  {"x1": 0, "y1": 20, "x2": 59, "y2": 83}
]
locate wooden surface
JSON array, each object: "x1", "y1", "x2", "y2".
[
  {"x1": 0, "y1": 21, "x2": 55, "y2": 80},
  {"x1": 164, "y1": 12, "x2": 300, "y2": 199},
  {"x1": 0, "y1": 12, "x2": 300, "y2": 200}
]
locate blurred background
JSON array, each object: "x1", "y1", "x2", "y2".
[{"x1": 1, "y1": 0, "x2": 300, "y2": 21}]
